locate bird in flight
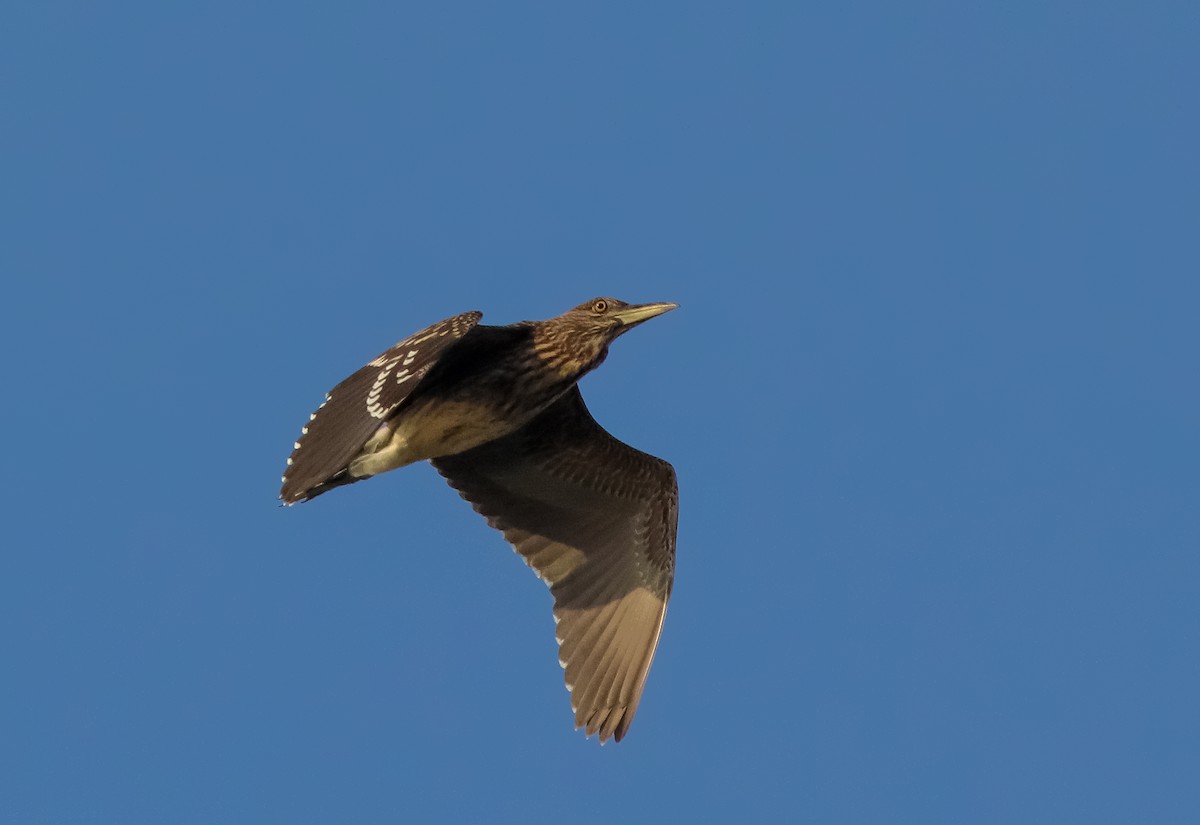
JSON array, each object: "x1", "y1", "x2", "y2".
[{"x1": 280, "y1": 297, "x2": 678, "y2": 743}]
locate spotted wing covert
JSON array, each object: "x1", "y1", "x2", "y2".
[{"x1": 280, "y1": 311, "x2": 482, "y2": 503}]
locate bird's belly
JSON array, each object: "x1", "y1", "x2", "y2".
[
  {"x1": 398, "y1": 398, "x2": 523, "y2": 457},
  {"x1": 348, "y1": 398, "x2": 528, "y2": 478}
]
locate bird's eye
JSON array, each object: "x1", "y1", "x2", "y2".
[{"x1": 592, "y1": 300, "x2": 608, "y2": 314}]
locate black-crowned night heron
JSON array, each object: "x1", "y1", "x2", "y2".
[{"x1": 280, "y1": 297, "x2": 678, "y2": 742}]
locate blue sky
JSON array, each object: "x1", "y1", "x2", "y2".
[{"x1": 3, "y1": 2, "x2": 1198, "y2": 823}]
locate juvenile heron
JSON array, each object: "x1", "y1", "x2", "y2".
[{"x1": 280, "y1": 297, "x2": 678, "y2": 742}]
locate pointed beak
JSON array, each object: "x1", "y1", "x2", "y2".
[{"x1": 611, "y1": 301, "x2": 678, "y2": 331}]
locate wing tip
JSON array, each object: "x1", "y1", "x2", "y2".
[
  {"x1": 279, "y1": 469, "x2": 358, "y2": 505},
  {"x1": 574, "y1": 705, "x2": 633, "y2": 744}
]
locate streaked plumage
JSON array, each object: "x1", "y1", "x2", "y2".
[{"x1": 280, "y1": 297, "x2": 678, "y2": 742}]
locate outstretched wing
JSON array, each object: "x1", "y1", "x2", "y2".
[
  {"x1": 433, "y1": 386, "x2": 677, "y2": 743},
  {"x1": 280, "y1": 311, "x2": 482, "y2": 504}
]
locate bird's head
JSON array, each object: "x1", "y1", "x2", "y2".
[{"x1": 534, "y1": 297, "x2": 678, "y2": 376}]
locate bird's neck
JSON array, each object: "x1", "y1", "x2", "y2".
[{"x1": 531, "y1": 324, "x2": 609, "y2": 381}]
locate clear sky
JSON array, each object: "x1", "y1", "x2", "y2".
[{"x1": 3, "y1": 2, "x2": 1198, "y2": 823}]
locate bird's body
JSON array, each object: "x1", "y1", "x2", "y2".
[
  {"x1": 343, "y1": 322, "x2": 590, "y2": 479},
  {"x1": 280, "y1": 298, "x2": 678, "y2": 742}
]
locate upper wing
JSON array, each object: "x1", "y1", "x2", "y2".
[
  {"x1": 433, "y1": 386, "x2": 677, "y2": 743},
  {"x1": 280, "y1": 311, "x2": 482, "y2": 504}
]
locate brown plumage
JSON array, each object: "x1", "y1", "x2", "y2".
[{"x1": 279, "y1": 297, "x2": 678, "y2": 742}]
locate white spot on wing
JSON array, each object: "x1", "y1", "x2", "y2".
[{"x1": 367, "y1": 356, "x2": 399, "y2": 418}]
